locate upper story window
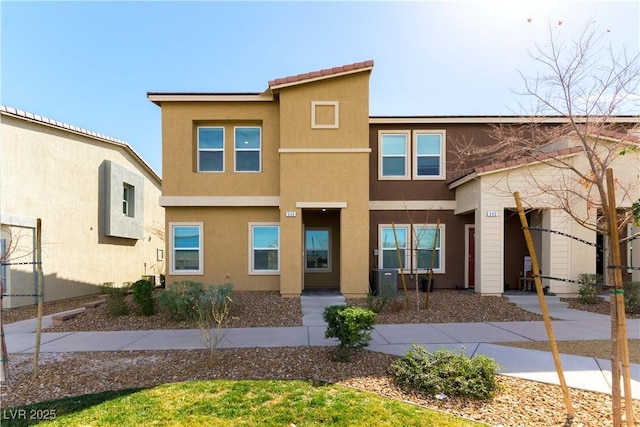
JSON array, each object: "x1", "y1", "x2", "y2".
[
  {"x1": 379, "y1": 131, "x2": 409, "y2": 180},
  {"x1": 235, "y1": 127, "x2": 261, "y2": 172},
  {"x1": 414, "y1": 131, "x2": 445, "y2": 179},
  {"x1": 198, "y1": 127, "x2": 224, "y2": 172},
  {"x1": 378, "y1": 130, "x2": 446, "y2": 181}
]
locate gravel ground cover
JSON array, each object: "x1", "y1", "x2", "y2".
[{"x1": 2, "y1": 290, "x2": 639, "y2": 426}]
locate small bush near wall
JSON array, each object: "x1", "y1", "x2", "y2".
[
  {"x1": 323, "y1": 305, "x2": 376, "y2": 362},
  {"x1": 388, "y1": 344, "x2": 500, "y2": 401},
  {"x1": 157, "y1": 281, "x2": 205, "y2": 321},
  {"x1": 100, "y1": 282, "x2": 130, "y2": 316},
  {"x1": 624, "y1": 282, "x2": 640, "y2": 314},
  {"x1": 577, "y1": 273, "x2": 602, "y2": 305},
  {"x1": 132, "y1": 279, "x2": 155, "y2": 316}
]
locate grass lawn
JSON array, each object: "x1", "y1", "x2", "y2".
[{"x1": 2, "y1": 379, "x2": 488, "y2": 426}]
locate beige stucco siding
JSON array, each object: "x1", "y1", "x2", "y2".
[
  {"x1": 1, "y1": 114, "x2": 164, "y2": 307},
  {"x1": 161, "y1": 102, "x2": 280, "y2": 197},
  {"x1": 453, "y1": 142, "x2": 637, "y2": 294},
  {"x1": 278, "y1": 73, "x2": 370, "y2": 150},
  {"x1": 277, "y1": 71, "x2": 371, "y2": 297},
  {"x1": 166, "y1": 206, "x2": 280, "y2": 290}
]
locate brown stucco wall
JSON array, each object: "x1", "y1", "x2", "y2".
[
  {"x1": 369, "y1": 210, "x2": 474, "y2": 290},
  {"x1": 369, "y1": 122, "x2": 499, "y2": 201}
]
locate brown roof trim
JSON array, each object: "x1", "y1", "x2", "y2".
[
  {"x1": 448, "y1": 146, "x2": 584, "y2": 187},
  {"x1": 0, "y1": 105, "x2": 161, "y2": 184},
  {"x1": 371, "y1": 116, "x2": 640, "y2": 124},
  {"x1": 268, "y1": 60, "x2": 374, "y2": 89},
  {"x1": 573, "y1": 125, "x2": 640, "y2": 144}
]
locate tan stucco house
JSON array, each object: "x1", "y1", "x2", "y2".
[
  {"x1": 150, "y1": 61, "x2": 639, "y2": 297},
  {"x1": 0, "y1": 106, "x2": 165, "y2": 308}
]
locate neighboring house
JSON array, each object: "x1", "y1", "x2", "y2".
[
  {"x1": 0, "y1": 106, "x2": 165, "y2": 308},
  {"x1": 149, "y1": 61, "x2": 639, "y2": 297}
]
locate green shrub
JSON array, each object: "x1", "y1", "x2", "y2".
[
  {"x1": 132, "y1": 279, "x2": 155, "y2": 316},
  {"x1": 365, "y1": 292, "x2": 393, "y2": 314},
  {"x1": 577, "y1": 273, "x2": 602, "y2": 304},
  {"x1": 100, "y1": 282, "x2": 129, "y2": 316},
  {"x1": 624, "y1": 281, "x2": 640, "y2": 314},
  {"x1": 323, "y1": 305, "x2": 376, "y2": 362},
  {"x1": 388, "y1": 344, "x2": 500, "y2": 401},
  {"x1": 158, "y1": 281, "x2": 205, "y2": 320}
]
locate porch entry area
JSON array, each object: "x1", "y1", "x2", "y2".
[{"x1": 302, "y1": 209, "x2": 340, "y2": 291}]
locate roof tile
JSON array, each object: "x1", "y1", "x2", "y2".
[{"x1": 269, "y1": 60, "x2": 374, "y2": 88}]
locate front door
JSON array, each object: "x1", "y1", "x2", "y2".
[{"x1": 302, "y1": 209, "x2": 340, "y2": 290}]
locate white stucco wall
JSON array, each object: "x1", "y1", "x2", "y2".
[
  {"x1": 0, "y1": 112, "x2": 164, "y2": 307},
  {"x1": 453, "y1": 137, "x2": 637, "y2": 295}
]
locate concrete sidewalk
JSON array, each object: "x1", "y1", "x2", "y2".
[{"x1": 4, "y1": 292, "x2": 639, "y2": 399}]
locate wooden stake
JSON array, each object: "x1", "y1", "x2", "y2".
[
  {"x1": 514, "y1": 192, "x2": 575, "y2": 421},
  {"x1": 605, "y1": 168, "x2": 635, "y2": 426},
  {"x1": 425, "y1": 219, "x2": 440, "y2": 309},
  {"x1": 32, "y1": 218, "x2": 43, "y2": 378},
  {"x1": 391, "y1": 222, "x2": 409, "y2": 308}
]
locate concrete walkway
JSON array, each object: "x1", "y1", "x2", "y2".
[{"x1": 4, "y1": 292, "x2": 639, "y2": 399}]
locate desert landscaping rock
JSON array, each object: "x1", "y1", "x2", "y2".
[{"x1": 2, "y1": 290, "x2": 639, "y2": 426}]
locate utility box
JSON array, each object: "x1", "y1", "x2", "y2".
[{"x1": 371, "y1": 269, "x2": 398, "y2": 297}]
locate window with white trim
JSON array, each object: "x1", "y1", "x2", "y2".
[
  {"x1": 414, "y1": 131, "x2": 445, "y2": 179},
  {"x1": 379, "y1": 224, "x2": 444, "y2": 273},
  {"x1": 380, "y1": 226, "x2": 407, "y2": 269},
  {"x1": 235, "y1": 127, "x2": 261, "y2": 172},
  {"x1": 171, "y1": 223, "x2": 203, "y2": 274},
  {"x1": 198, "y1": 127, "x2": 224, "y2": 172},
  {"x1": 250, "y1": 224, "x2": 279, "y2": 273},
  {"x1": 122, "y1": 184, "x2": 133, "y2": 216},
  {"x1": 415, "y1": 225, "x2": 442, "y2": 270},
  {"x1": 379, "y1": 131, "x2": 409, "y2": 179}
]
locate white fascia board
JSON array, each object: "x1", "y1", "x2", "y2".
[{"x1": 147, "y1": 94, "x2": 273, "y2": 103}]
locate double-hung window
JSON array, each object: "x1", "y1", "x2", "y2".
[
  {"x1": 380, "y1": 226, "x2": 407, "y2": 269},
  {"x1": 122, "y1": 184, "x2": 133, "y2": 216},
  {"x1": 414, "y1": 131, "x2": 445, "y2": 179},
  {"x1": 379, "y1": 132, "x2": 409, "y2": 179},
  {"x1": 250, "y1": 224, "x2": 279, "y2": 274},
  {"x1": 415, "y1": 226, "x2": 442, "y2": 270},
  {"x1": 171, "y1": 223, "x2": 203, "y2": 274},
  {"x1": 198, "y1": 127, "x2": 224, "y2": 172},
  {"x1": 379, "y1": 224, "x2": 444, "y2": 273},
  {"x1": 235, "y1": 127, "x2": 261, "y2": 172}
]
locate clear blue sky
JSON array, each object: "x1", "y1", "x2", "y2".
[{"x1": 2, "y1": 1, "x2": 638, "y2": 176}]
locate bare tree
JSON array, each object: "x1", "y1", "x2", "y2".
[
  {"x1": 451, "y1": 20, "x2": 640, "y2": 426},
  {"x1": 451, "y1": 21, "x2": 639, "y2": 235}
]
